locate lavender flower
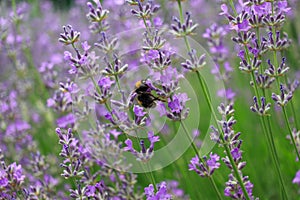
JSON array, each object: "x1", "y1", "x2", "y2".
[
  {"x1": 144, "y1": 181, "x2": 172, "y2": 200},
  {"x1": 210, "y1": 103, "x2": 256, "y2": 199},
  {"x1": 171, "y1": 12, "x2": 198, "y2": 37},
  {"x1": 287, "y1": 129, "x2": 300, "y2": 159},
  {"x1": 265, "y1": 58, "x2": 289, "y2": 77},
  {"x1": 59, "y1": 25, "x2": 80, "y2": 45},
  {"x1": 293, "y1": 170, "x2": 300, "y2": 185},
  {"x1": 189, "y1": 153, "x2": 220, "y2": 177},
  {"x1": 124, "y1": 131, "x2": 159, "y2": 162},
  {"x1": 166, "y1": 93, "x2": 190, "y2": 121},
  {"x1": 181, "y1": 49, "x2": 206, "y2": 72},
  {"x1": 0, "y1": 150, "x2": 26, "y2": 198},
  {"x1": 250, "y1": 96, "x2": 271, "y2": 116},
  {"x1": 224, "y1": 174, "x2": 254, "y2": 199},
  {"x1": 56, "y1": 128, "x2": 84, "y2": 179},
  {"x1": 271, "y1": 84, "x2": 293, "y2": 107}
]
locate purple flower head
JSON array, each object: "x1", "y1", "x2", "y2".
[
  {"x1": 189, "y1": 153, "x2": 220, "y2": 177},
  {"x1": 271, "y1": 84, "x2": 293, "y2": 107},
  {"x1": 98, "y1": 76, "x2": 114, "y2": 89},
  {"x1": 0, "y1": 171, "x2": 8, "y2": 188},
  {"x1": 5, "y1": 121, "x2": 31, "y2": 136},
  {"x1": 123, "y1": 131, "x2": 159, "y2": 162},
  {"x1": 293, "y1": 170, "x2": 300, "y2": 185},
  {"x1": 206, "y1": 153, "x2": 220, "y2": 170},
  {"x1": 60, "y1": 79, "x2": 79, "y2": 94},
  {"x1": 231, "y1": 147, "x2": 242, "y2": 160},
  {"x1": 59, "y1": 25, "x2": 80, "y2": 45},
  {"x1": 148, "y1": 131, "x2": 160, "y2": 152},
  {"x1": 124, "y1": 139, "x2": 134, "y2": 153},
  {"x1": 144, "y1": 181, "x2": 172, "y2": 200},
  {"x1": 219, "y1": 4, "x2": 229, "y2": 16},
  {"x1": 81, "y1": 41, "x2": 91, "y2": 52},
  {"x1": 166, "y1": 180, "x2": 187, "y2": 198},
  {"x1": 277, "y1": 1, "x2": 291, "y2": 14},
  {"x1": 64, "y1": 51, "x2": 72, "y2": 61},
  {"x1": 133, "y1": 105, "x2": 147, "y2": 117},
  {"x1": 168, "y1": 98, "x2": 181, "y2": 114},
  {"x1": 171, "y1": 12, "x2": 198, "y2": 37},
  {"x1": 8, "y1": 162, "x2": 26, "y2": 185},
  {"x1": 217, "y1": 88, "x2": 236, "y2": 102},
  {"x1": 237, "y1": 19, "x2": 250, "y2": 31},
  {"x1": 141, "y1": 49, "x2": 160, "y2": 63},
  {"x1": 56, "y1": 113, "x2": 76, "y2": 128},
  {"x1": 153, "y1": 17, "x2": 163, "y2": 27},
  {"x1": 86, "y1": 181, "x2": 106, "y2": 197},
  {"x1": 166, "y1": 93, "x2": 190, "y2": 120}
]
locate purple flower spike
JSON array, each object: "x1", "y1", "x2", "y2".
[
  {"x1": 293, "y1": 170, "x2": 300, "y2": 185},
  {"x1": 144, "y1": 181, "x2": 172, "y2": 200},
  {"x1": 189, "y1": 153, "x2": 220, "y2": 177},
  {"x1": 123, "y1": 131, "x2": 159, "y2": 162}
]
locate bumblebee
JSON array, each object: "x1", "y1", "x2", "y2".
[{"x1": 134, "y1": 80, "x2": 163, "y2": 108}]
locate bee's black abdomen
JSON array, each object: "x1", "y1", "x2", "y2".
[
  {"x1": 135, "y1": 85, "x2": 150, "y2": 94},
  {"x1": 137, "y1": 93, "x2": 156, "y2": 108}
]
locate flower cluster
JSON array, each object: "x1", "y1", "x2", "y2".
[
  {"x1": 189, "y1": 153, "x2": 220, "y2": 177},
  {"x1": 124, "y1": 131, "x2": 160, "y2": 162},
  {"x1": 211, "y1": 103, "x2": 255, "y2": 199},
  {"x1": 144, "y1": 181, "x2": 172, "y2": 200}
]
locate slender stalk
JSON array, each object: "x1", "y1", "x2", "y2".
[
  {"x1": 196, "y1": 71, "x2": 251, "y2": 200},
  {"x1": 180, "y1": 121, "x2": 200, "y2": 158},
  {"x1": 176, "y1": 0, "x2": 250, "y2": 198},
  {"x1": 228, "y1": 0, "x2": 237, "y2": 15},
  {"x1": 134, "y1": 133, "x2": 158, "y2": 191},
  {"x1": 289, "y1": 100, "x2": 299, "y2": 129},
  {"x1": 11, "y1": 0, "x2": 16, "y2": 14},
  {"x1": 264, "y1": 117, "x2": 289, "y2": 199},
  {"x1": 283, "y1": 71, "x2": 299, "y2": 130},
  {"x1": 176, "y1": 1, "x2": 225, "y2": 199},
  {"x1": 181, "y1": 121, "x2": 223, "y2": 200},
  {"x1": 256, "y1": 27, "x2": 264, "y2": 74},
  {"x1": 177, "y1": 0, "x2": 191, "y2": 52},
  {"x1": 146, "y1": 162, "x2": 158, "y2": 191},
  {"x1": 159, "y1": 133, "x2": 193, "y2": 195},
  {"x1": 282, "y1": 107, "x2": 300, "y2": 161},
  {"x1": 114, "y1": 75, "x2": 122, "y2": 92},
  {"x1": 208, "y1": 177, "x2": 223, "y2": 200},
  {"x1": 249, "y1": 41, "x2": 288, "y2": 200}
]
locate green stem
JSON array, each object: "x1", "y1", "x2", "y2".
[
  {"x1": 250, "y1": 71, "x2": 260, "y2": 99},
  {"x1": 89, "y1": 74, "x2": 112, "y2": 112},
  {"x1": 208, "y1": 177, "x2": 223, "y2": 200},
  {"x1": 282, "y1": 107, "x2": 300, "y2": 161},
  {"x1": 177, "y1": 0, "x2": 191, "y2": 52},
  {"x1": 176, "y1": 1, "x2": 227, "y2": 199},
  {"x1": 181, "y1": 120, "x2": 223, "y2": 200},
  {"x1": 249, "y1": 42, "x2": 287, "y2": 199},
  {"x1": 176, "y1": 1, "x2": 249, "y2": 198},
  {"x1": 23, "y1": 47, "x2": 49, "y2": 101},
  {"x1": 196, "y1": 71, "x2": 251, "y2": 200},
  {"x1": 256, "y1": 27, "x2": 264, "y2": 74},
  {"x1": 114, "y1": 75, "x2": 122, "y2": 92},
  {"x1": 146, "y1": 162, "x2": 158, "y2": 191},
  {"x1": 228, "y1": 0, "x2": 237, "y2": 15},
  {"x1": 283, "y1": 75, "x2": 299, "y2": 129},
  {"x1": 11, "y1": 0, "x2": 16, "y2": 14},
  {"x1": 160, "y1": 133, "x2": 192, "y2": 193},
  {"x1": 267, "y1": 118, "x2": 288, "y2": 199},
  {"x1": 180, "y1": 121, "x2": 200, "y2": 158},
  {"x1": 134, "y1": 132, "x2": 157, "y2": 191}
]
